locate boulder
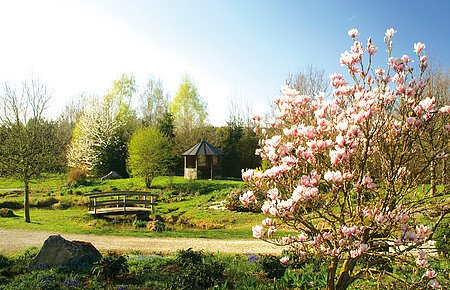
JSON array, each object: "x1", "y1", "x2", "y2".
[{"x1": 29, "y1": 235, "x2": 102, "y2": 271}]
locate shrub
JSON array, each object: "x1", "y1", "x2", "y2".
[
  {"x1": 51, "y1": 202, "x2": 70, "y2": 210},
  {"x1": 34, "y1": 197, "x2": 59, "y2": 208},
  {"x1": 260, "y1": 255, "x2": 286, "y2": 279},
  {"x1": 168, "y1": 249, "x2": 225, "y2": 289},
  {"x1": 67, "y1": 168, "x2": 89, "y2": 187},
  {"x1": 0, "y1": 208, "x2": 15, "y2": 217},
  {"x1": 92, "y1": 253, "x2": 129, "y2": 280},
  {"x1": 0, "y1": 201, "x2": 22, "y2": 210},
  {"x1": 435, "y1": 218, "x2": 450, "y2": 257}
]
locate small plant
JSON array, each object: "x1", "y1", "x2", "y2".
[
  {"x1": 92, "y1": 253, "x2": 129, "y2": 280},
  {"x1": 260, "y1": 255, "x2": 287, "y2": 279},
  {"x1": 132, "y1": 219, "x2": 147, "y2": 228},
  {"x1": 169, "y1": 248, "x2": 225, "y2": 289}
]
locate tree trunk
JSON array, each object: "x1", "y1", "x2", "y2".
[
  {"x1": 335, "y1": 258, "x2": 357, "y2": 290},
  {"x1": 145, "y1": 177, "x2": 152, "y2": 189},
  {"x1": 24, "y1": 179, "x2": 31, "y2": 223},
  {"x1": 326, "y1": 258, "x2": 338, "y2": 290}
]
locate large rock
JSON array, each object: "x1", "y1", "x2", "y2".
[{"x1": 29, "y1": 235, "x2": 102, "y2": 271}]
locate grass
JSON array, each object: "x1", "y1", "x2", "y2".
[
  {"x1": 0, "y1": 208, "x2": 262, "y2": 239},
  {"x1": 0, "y1": 175, "x2": 268, "y2": 239},
  {"x1": 0, "y1": 173, "x2": 67, "y2": 190}
]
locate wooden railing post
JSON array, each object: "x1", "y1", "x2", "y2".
[
  {"x1": 144, "y1": 195, "x2": 147, "y2": 208},
  {"x1": 94, "y1": 197, "x2": 97, "y2": 214},
  {"x1": 123, "y1": 194, "x2": 126, "y2": 215}
]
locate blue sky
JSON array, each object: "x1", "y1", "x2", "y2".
[{"x1": 0, "y1": 0, "x2": 448, "y2": 125}]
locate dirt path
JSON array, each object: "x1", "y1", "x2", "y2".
[{"x1": 0, "y1": 228, "x2": 283, "y2": 254}]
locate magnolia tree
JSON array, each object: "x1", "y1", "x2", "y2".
[{"x1": 241, "y1": 28, "x2": 449, "y2": 290}]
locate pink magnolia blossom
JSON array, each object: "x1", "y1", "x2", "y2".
[
  {"x1": 342, "y1": 225, "x2": 357, "y2": 236},
  {"x1": 262, "y1": 217, "x2": 274, "y2": 227},
  {"x1": 267, "y1": 226, "x2": 277, "y2": 237},
  {"x1": 416, "y1": 225, "x2": 432, "y2": 239},
  {"x1": 423, "y1": 269, "x2": 436, "y2": 279},
  {"x1": 324, "y1": 170, "x2": 344, "y2": 184},
  {"x1": 240, "y1": 191, "x2": 257, "y2": 206},
  {"x1": 280, "y1": 256, "x2": 290, "y2": 264},
  {"x1": 366, "y1": 37, "x2": 377, "y2": 55},
  {"x1": 416, "y1": 258, "x2": 428, "y2": 267},
  {"x1": 330, "y1": 73, "x2": 348, "y2": 87},
  {"x1": 267, "y1": 188, "x2": 279, "y2": 200},
  {"x1": 252, "y1": 225, "x2": 265, "y2": 238},
  {"x1": 428, "y1": 279, "x2": 442, "y2": 289},
  {"x1": 414, "y1": 42, "x2": 426, "y2": 54},
  {"x1": 385, "y1": 28, "x2": 396, "y2": 38},
  {"x1": 439, "y1": 105, "x2": 450, "y2": 114},
  {"x1": 348, "y1": 28, "x2": 359, "y2": 38},
  {"x1": 361, "y1": 176, "x2": 376, "y2": 190}
]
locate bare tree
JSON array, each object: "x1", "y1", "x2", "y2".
[
  {"x1": 286, "y1": 64, "x2": 328, "y2": 95},
  {"x1": 0, "y1": 78, "x2": 54, "y2": 223},
  {"x1": 140, "y1": 77, "x2": 169, "y2": 126}
]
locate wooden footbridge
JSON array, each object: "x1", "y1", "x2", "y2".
[{"x1": 87, "y1": 191, "x2": 159, "y2": 218}]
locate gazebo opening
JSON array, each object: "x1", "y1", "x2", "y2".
[{"x1": 182, "y1": 140, "x2": 224, "y2": 180}]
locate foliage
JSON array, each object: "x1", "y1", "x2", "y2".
[
  {"x1": 127, "y1": 127, "x2": 174, "y2": 188},
  {"x1": 67, "y1": 168, "x2": 89, "y2": 186},
  {"x1": 67, "y1": 74, "x2": 137, "y2": 178},
  {"x1": 92, "y1": 253, "x2": 129, "y2": 280},
  {"x1": 434, "y1": 217, "x2": 450, "y2": 257},
  {"x1": 242, "y1": 28, "x2": 450, "y2": 290},
  {"x1": 260, "y1": 255, "x2": 287, "y2": 279},
  {"x1": 170, "y1": 74, "x2": 208, "y2": 154},
  {"x1": 168, "y1": 248, "x2": 225, "y2": 289},
  {"x1": 157, "y1": 111, "x2": 175, "y2": 139}
]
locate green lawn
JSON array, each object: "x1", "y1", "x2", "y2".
[
  {"x1": 0, "y1": 207, "x2": 264, "y2": 239},
  {"x1": 0, "y1": 175, "x2": 270, "y2": 239}
]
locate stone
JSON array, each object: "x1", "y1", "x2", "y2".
[{"x1": 29, "y1": 235, "x2": 102, "y2": 271}]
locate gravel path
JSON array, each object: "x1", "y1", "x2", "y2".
[{"x1": 0, "y1": 228, "x2": 284, "y2": 254}]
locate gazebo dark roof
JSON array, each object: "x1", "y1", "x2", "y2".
[{"x1": 182, "y1": 140, "x2": 224, "y2": 156}]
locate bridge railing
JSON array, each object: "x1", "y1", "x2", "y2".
[{"x1": 86, "y1": 191, "x2": 159, "y2": 215}]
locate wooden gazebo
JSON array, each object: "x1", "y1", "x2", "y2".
[{"x1": 182, "y1": 140, "x2": 224, "y2": 179}]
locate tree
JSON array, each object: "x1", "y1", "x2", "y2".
[
  {"x1": 67, "y1": 74, "x2": 138, "y2": 178},
  {"x1": 140, "y1": 77, "x2": 169, "y2": 127},
  {"x1": 0, "y1": 79, "x2": 56, "y2": 223},
  {"x1": 286, "y1": 64, "x2": 328, "y2": 96},
  {"x1": 241, "y1": 29, "x2": 449, "y2": 289},
  {"x1": 421, "y1": 66, "x2": 450, "y2": 193},
  {"x1": 128, "y1": 127, "x2": 173, "y2": 188},
  {"x1": 170, "y1": 75, "x2": 208, "y2": 154}
]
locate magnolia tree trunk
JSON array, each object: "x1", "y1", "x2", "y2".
[{"x1": 24, "y1": 179, "x2": 31, "y2": 223}]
